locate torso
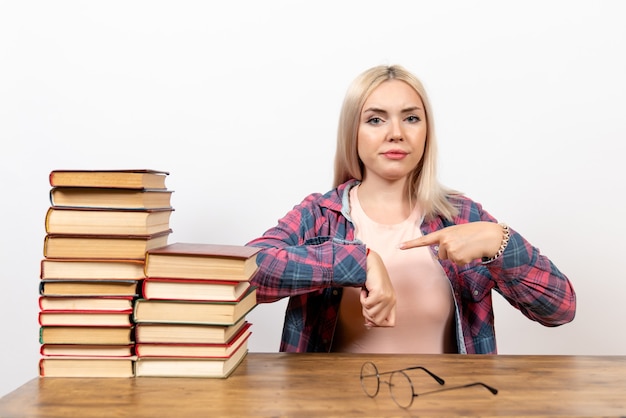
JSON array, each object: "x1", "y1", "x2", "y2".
[{"x1": 332, "y1": 185, "x2": 457, "y2": 353}]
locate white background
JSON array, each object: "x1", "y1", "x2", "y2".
[{"x1": 1, "y1": 0, "x2": 625, "y2": 397}]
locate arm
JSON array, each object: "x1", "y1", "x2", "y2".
[
  {"x1": 402, "y1": 200, "x2": 576, "y2": 327},
  {"x1": 246, "y1": 192, "x2": 397, "y2": 327},
  {"x1": 246, "y1": 193, "x2": 367, "y2": 303},
  {"x1": 484, "y1": 226, "x2": 576, "y2": 326}
]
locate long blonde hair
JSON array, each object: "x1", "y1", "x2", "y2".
[{"x1": 333, "y1": 64, "x2": 459, "y2": 221}]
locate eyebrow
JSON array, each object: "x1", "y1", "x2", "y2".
[{"x1": 362, "y1": 106, "x2": 423, "y2": 114}]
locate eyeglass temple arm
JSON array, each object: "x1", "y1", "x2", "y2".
[
  {"x1": 416, "y1": 381, "x2": 499, "y2": 397},
  {"x1": 401, "y1": 366, "x2": 445, "y2": 385}
]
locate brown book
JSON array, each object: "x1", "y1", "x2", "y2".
[
  {"x1": 133, "y1": 287, "x2": 257, "y2": 325},
  {"x1": 39, "y1": 357, "x2": 136, "y2": 377},
  {"x1": 135, "y1": 324, "x2": 251, "y2": 358},
  {"x1": 135, "y1": 318, "x2": 249, "y2": 344},
  {"x1": 141, "y1": 278, "x2": 251, "y2": 302},
  {"x1": 43, "y1": 230, "x2": 171, "y2": 259},
  {"x1": 40, "y1": 259, "x2": 145, "y2": 280},
  {"x1": 39, "y1": 310, "x2": 133, "y2": 327},
  {"x1": 134, "y1": 340, "x2": 248, "y2": 378},
  {"x1": 40, "y1": 344, "x2": 134, "y2": 357},
  {"x1": 49, "y1": 169, "x2": 169, "y2": 189},
  {"x1": 45, "y1": 207, "x2": 173, "y2": 235},
  {"x1": 38, "y1": 296, "x2": 134, "y2": 311},
  {"x1": 39, "y1": 326, "x2": 134, "y2": 345},
  {"x1": 50, "y1": 187, "x2": 173, "y2": 209},
  {"x1": 145, "y1": 242, "x2": 261, "y2": 281},
  {"x1": 40, "y1": 280, "x2": 139, "y2": 297}
]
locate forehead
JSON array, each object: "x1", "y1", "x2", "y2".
[{"x1": 363, "y1": 79, "x2": 423, "y2": 109}]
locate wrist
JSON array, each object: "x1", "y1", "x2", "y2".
[{"x1": 481, "y1": 223, "x2": 510, "y2": 264}]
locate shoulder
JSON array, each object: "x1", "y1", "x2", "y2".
[
  {"x1": 446, "y1": 193, "x2": 496, "y2": 223},
  {"x1": 297, "y1": 179, "x2": 357, "y2": 213}
]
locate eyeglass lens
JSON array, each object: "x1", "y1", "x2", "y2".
[
  {"x1": 389, "y1": 370, "x2": 415, "y2": 408},
  {"x1": 360, "y1": 361, "x2": 380, "y2": 397}
]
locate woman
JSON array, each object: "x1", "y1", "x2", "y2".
[{"x1": 246, "y1": 64, "x2": 576, "y2": 354}]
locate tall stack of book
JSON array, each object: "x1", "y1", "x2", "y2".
[
  {"x1": 38, "y1": 169, "x2": 174, "y2": 377},
  {"x1": 133, "y1": 243, "x2": 260, "y2": 378}
]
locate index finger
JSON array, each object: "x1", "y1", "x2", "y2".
[{"x1": 400, "y1": 231, "x2": 441, "y2": 250}]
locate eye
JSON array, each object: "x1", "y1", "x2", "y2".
[
  {"x1": 406, "y1": 115, "x2": 421, "y2": 123},
  {"x1": 367, "y1": 117, "x2": 383, "y2": 125}
]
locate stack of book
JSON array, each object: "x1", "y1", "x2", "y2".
[
  {"x1": 133, "y1": 243, "x2": 260, "y2": 378},
  {"x1": 38, "y1": 169, "x2": 174, "y2": 377}
]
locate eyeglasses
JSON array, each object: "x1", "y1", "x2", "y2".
[{"x1": 360, "y1": 361, "x2": 498, "y2": 409}]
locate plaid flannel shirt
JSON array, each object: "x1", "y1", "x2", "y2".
[{"x1": 247, "y1": 179, "x2": 576, "y2": 354}]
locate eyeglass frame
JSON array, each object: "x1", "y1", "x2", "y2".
[{"x1": 359, "y1": 361, "x2": 498, "y2": 409}]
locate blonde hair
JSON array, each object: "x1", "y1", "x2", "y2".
[{"x1": 333, "y1": 64, "x2": 459, "y2": 221}]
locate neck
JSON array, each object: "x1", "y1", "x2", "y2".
[{"x1": 357, "y1": 177, "x2": 414, "y2": 224}]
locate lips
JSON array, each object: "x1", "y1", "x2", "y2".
[{"x1": 382, "y1": 150, "x2": 408, "y2": 160}]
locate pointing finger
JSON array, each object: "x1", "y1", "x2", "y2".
[{"x1": 400, "y1": 231, "x2": 441, "y2": 250}]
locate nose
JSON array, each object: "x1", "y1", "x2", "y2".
[{"x1": 387, "y1": 118, "x2": 403, "y2": 142}]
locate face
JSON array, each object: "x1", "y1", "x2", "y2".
[{"x1": 357, "y1": 79, "x2": 427, "y2": 184}]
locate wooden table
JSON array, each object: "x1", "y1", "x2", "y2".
[{"x1": 1, "y1": 353, "x2": 626, "y2": 417}]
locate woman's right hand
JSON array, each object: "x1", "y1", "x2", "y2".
[{"x1": 360, "y1": 249, "x2": 396, "y2": 327}]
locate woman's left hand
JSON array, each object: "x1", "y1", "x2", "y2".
[{"x1": 400, "y1": 221, "x2": 504, "y2": 266}]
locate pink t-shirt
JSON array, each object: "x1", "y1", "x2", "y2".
[{"x1": 332, "y1": 186, "x2": 456, "y2": 353}]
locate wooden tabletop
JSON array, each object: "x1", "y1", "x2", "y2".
[{"x1": 1, "y1": 353, "x2": 626, "y2": 417}]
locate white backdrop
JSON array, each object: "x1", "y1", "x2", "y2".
[{"x1": 1, "y1": 0, "x2": 625, "y2": 397}]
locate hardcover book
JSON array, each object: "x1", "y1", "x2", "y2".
[
  {"x1": 39, "y1": 280, "x2": 139, "y2": 297},
  {"x1": 38, "y1": 310, "x2": 133, "y2": 327},
  {"x1": 40, "y1": 259, "x2": 146, "y2": 280},
  {"x1": 43, "y1": 230, "x2": 172, "y2": 259},
  {"x1": 145, "y1": 242, "x2": 261, "y2": 281},
  {"x1": 133, "y1": 287, "x2": 257, "y2": 325},
  {"x1": 38, "y1": 296, "x2": 134, "y2": 311},
  {"x1": 135, "y1": 319, "x2": 249, "y2": 345},
  {"x1": 39, "y1": 326, "x2": 134, "y2": 345},
  {"x1": 135, "y1": 324, "x2": 251, "y2": 358},
  {"x1": 39, "y1": 357, "x2": 136, "y2": 377},
  {"x1": 141, "y1": 278, "x2": 251, "y2": 302},
  {"x1": 134, "y1": 339, "x2": 248, "y2": 378},
  {"x1": 45, "y1": 207, "x2": 173, "y2": 235},
  {"x1": 40, "y1": 344, "x2": 134, "y2": 357},
  {"x1": 49, "y1": 169, "x2": 169, "y2": 189},
  {"x1": 50, "y1": 187, "x2": 173, "y2": 209}
]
